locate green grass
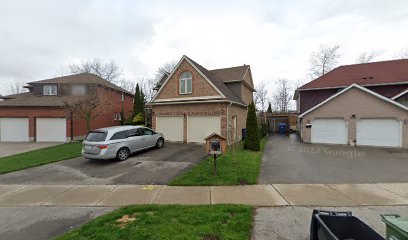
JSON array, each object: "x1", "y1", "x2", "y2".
[
  {"x1": 169, "y1": 138, "x2": 267, "y2": 186},
  {"x1": 56, "y1": 205, "x2": 253, "y2": 240},
  {"x1": 0, "y1": 142, "x2": 82, "y2": 174}
]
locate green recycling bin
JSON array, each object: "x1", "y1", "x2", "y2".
[{"x1": 382, "y1": 214, "x2": 408, "y2": 240}]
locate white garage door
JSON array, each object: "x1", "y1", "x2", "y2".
[
  {"x1": 0, "y1": 118, "x2": 29, "y2": 142},
  {"x1": 311, "y1": 118, "x2": 347, "y2": 144},
  {"x1": 36, "y1": 118, "x2": 67, "y2": 142},
  {"x1": 156, "y1": 116, "x2": 183, "y2": 142},
  {"x1": 357, "y1": 119, "x2": 401, "y2": 147},
  {"x1": 187, "y1": 116, "x2": 221, "y2": 143}
]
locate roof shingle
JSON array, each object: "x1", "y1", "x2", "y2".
[{"x1": 299, "y1": 59, "x2": 408, "y2": 90}]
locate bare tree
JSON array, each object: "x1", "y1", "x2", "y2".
[
  {"x1": 356, "y1": 50, "x2": 384, "y2": 63},
  {"x1": 271, "y1": 78, "x2": 292, "y2": 113},
  {"x1": 138, "y1": 77, "x2": 156, "y2": 102},
  {"x1": 254, "y1": 81, "x2": 269, "y2": 112},
  {"x1": 154, "y1": 60, "x2": 178, "y2": 81},
  {"x1": 309, "y1": 44, "x2": 341, "y2": 78},
  {"x1": 394, "y1": 47, "x2": 408, "y2": 59},
  {"x1": 69, "y1": 58, "x2": 122, "y2": 83},
  {"x1": 62, "y1": 86, "x2": 113, "y2": 131},
  {"x1": 8, "y1": 81, "x2": 26, "y2": 94},
  {"x1": 117, "y1": 79, "x2": 136, "y2": 93}
]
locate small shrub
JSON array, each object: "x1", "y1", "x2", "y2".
[
  {"x1": 133, "y1": 113, "x2": 145, "y2": 125},
  {"x1": 260, "y1": 124, "x2": 268, "y2": 138},
  {"x1": 244, "y1": 102, "x2": 260, "y2": 151}
]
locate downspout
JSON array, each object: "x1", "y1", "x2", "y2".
[
  {"x1": 70, "y1": 111, "x2": 74, "y2": 142},
  {"x1": 226, "y1": 101, "x2": 233, "y2": 146}
]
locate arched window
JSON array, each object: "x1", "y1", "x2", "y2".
[{"x1": 180, "y1": 72, "x2": 192, "y2": 94}]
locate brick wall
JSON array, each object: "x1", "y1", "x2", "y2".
[
  {"x1": 152, "y1": 102, "x2": 247, "y2": 144},
  {"x1": 0, "y1": 88, "x2": 133, "y2": 141},
  {"x1": 155, "y1": 59, "x2": 221, "y2": 99}
]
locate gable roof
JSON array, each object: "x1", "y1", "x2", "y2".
[
  {"x1": 210, "y1": 65, "x2": 249, "y2": 82},
  {"x1": 299, "y1": 59, "x2": 408, "y2": 90},
  {"x1": 151, "y1": 55, "x2": 252, "y2": 106},
  {"x1": 0, "y1": 73, "x2": 133, "y2": 107},
  {"x1": 392, "y1": 87, "x2": 408, "y2": 100},
  {"x1": 185, "y1": 56, "x2": 246, "y2": 105},
  {"x1": 299, "y1": 84, "x2": 408, "y2": 118},
  {"x1": 29, "y1": 73, "x2": 133, "y2": 95}
]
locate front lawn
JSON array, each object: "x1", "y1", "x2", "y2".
[
  {"x1": 57, "y1": 205, "x2": 253, "y2": 240},
  {"x1": 169, "y1": 137, "x2": 267, "y2": 186},
  {"x1": 0, "y1": 142, "x2": 82, "y2": 174}
]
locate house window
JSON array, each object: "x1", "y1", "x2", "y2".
[
  {"x1": 180, "y1": 72, "x2": 192, "y2": 94},
  {"x1": 43, "y1": 85, "x2": 57, "y2": 95},
  {"x1": 71, "y1": 85, "x2": 87, "y2": 96}
]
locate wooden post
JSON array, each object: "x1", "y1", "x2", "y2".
[{"x1": 213, "y1": 154, "x2": 217, "y2": 176}]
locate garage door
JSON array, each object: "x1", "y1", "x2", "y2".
[
  {"x1": 36, "y1": 118, "x2": 67, "y2": 142},
  {"x1": 0, "y1": 118, "x2": 29, "y2": 142},
  {"x1": 156, "y1": 116, "x2": 183, "y2": 142},
  {"x1": 311, "y1": 118, "x2": 347, "y2": 144},
  {"x1": 357, "y1": 119, "x2": 401, "y2": 147},
  {"x1": 187, "y1": 116, "x2": 221, "y2": 143}
]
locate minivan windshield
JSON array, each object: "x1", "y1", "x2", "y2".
[{"x1": 85, "y1": 131, "x2": 107, "y2": 142}]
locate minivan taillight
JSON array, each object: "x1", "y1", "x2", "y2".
[{"x1": 97, "y1": 144, "x2": 108, "y2": 149}]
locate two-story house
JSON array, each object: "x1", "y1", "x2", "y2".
[
  {"x1": 0, "y1": 73, "x2": 133, "y2": 142},
  {"x1": 147, "y1": 55, "x2": 255, "y2": 144},
  {"x1": 294, "y1": 59, "x2": 408, "y2": 148}
]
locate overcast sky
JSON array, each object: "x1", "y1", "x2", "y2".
[{"x1": 0, "y1": 0, "x2": 407, "y2": 96}]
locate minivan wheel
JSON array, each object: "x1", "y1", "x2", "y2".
[
  {"x1": 156, "y1": 138, "x2": 164, "y2": 149},
  {"x1": 116, "y1": 148, "x2": 130, "y2": 161}
]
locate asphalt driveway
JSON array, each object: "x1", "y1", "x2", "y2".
[
  {"x1": 0, "y1": 142, "x2": 206, "y2": 185},
  {"x1": 259, "y1": 134, "x2": 408, "y2": 184}
]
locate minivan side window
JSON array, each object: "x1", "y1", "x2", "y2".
[
  {"x1": 110, "y1": 131, "x2": 127, "y2": 140},
  {"x1": 141, "y1": 128, "x2": 154, "y2": 136},
  {"x1": 126, "y1": 128, "x2": 140, "y2": 137}
]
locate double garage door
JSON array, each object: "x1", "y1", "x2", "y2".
[
  {"x1": 0, "y1": 117, "x2": 66, "y2": 142},
  {"x1": 311, "y1": 118, "x2": 401, "y2": 147},
  {"x1": 156, "y1": 116, "x2": 221, "y2": 143}
]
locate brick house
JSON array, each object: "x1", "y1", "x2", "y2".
[
  {"x1": 0, "y1": 73, "x2": 133, "y2": 142},
  {"x1": 147, "y1": 55, "x2": 255, "y2": 144},
  {"x1": 294, "y1": 59, "x2": 408, "y2": 147}
]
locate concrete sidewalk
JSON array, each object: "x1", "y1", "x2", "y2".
[{"x1": 0, "y1": 183, "x2": 408, "y2": 207}]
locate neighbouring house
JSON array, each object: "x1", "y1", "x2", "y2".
[
  {"x1": 0, "y1": 73, "x2": 133, "y2": 142},
  {"x1": 259, "y1": 112, "x2": 298, "y2": 132},
  {"x1": 146, "y1": 55, "x2": 255, "y2": 144},
  {"x1": 294, "y1": 59, "x2": 408, "y2": 148}
]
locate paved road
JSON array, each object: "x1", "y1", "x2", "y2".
[
  {"x1": 259, "y1": 134, "x2": 408, "y2": 184},
  {"x1": 0, "y1": 142, "x2": 60, "y2": 158},
  {"x1": 0, "y1": 142, "x2": 206, "y2": 185},
  {"x1": 0, "y1": 206, "x2": 113, "y2": 240}
]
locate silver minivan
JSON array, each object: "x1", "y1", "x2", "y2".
[{"x1": 82, "y1": 126, "x2": 165, "y2": 161}]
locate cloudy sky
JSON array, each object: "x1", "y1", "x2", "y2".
[{"x1": 0, "y1": 0, "x2": 407, "y2": 96}]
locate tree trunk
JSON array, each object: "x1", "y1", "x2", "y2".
[{"x1": 85, "y1": 114, "x2": 91, "y2": 131}]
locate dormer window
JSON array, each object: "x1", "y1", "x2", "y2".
[
  {"x1": 71, "y1": 84, "x2": 87, "y2": 96},
  {"x1": 43, "y1": 85, "x2": 57, "y2": 96},
  {"x1": 180, "y1": 72, "x2": 192, "y2": 94}
]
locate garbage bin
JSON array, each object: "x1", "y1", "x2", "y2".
[
  {"x1": 278, "y1": 123, "x2": 286, "y2": 134},
  {"x1": 242, "y1": 128, "x2": 247, "y2": 140},
  {"x1": 382, "y1": 214, "x2": 408, "y2": 240},
  {"x1": 310, "y1": 210, "x2": 385, "y2": 240}
]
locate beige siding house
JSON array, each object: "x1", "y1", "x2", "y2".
[
  {"x1": 147, "y1": 55, "x2": 255, "y2": 144},
  {"x1": 299, "y1": 84, "x2": 408, "y2": 147}
]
